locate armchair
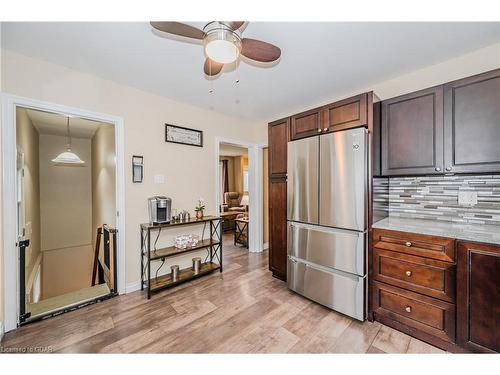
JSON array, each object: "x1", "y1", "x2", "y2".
[{"x1": 223, "y1": 192, "x2": 246, "y2": 213}]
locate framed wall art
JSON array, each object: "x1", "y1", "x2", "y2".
[{"x1": 165, "y1": 124, "x2": 203, "y2": 147}]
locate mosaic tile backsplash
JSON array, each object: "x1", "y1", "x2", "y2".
[{"x1": 387, "y1": 175, "x2": 500, "y2": 225}]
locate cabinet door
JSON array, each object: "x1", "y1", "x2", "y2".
[
  {"x1": 268, "y1": 118, "x2": 289, "y2": 177},
  {"x1": 269, "y1": 178, "x2": 287, "y2": 280},
  {"x1": 290, "y1": 107, "x2": 322, "y2": 140},
  {"x1": 444, "y1": 69, "x2": 500, "y2": 174},
  {"x1": 323, "y1": 93, "x2": 367, "y2": 133},
  {"x1": 457, "y1": 241, "x2": 500, "y2": 353},
  {"x1": 381, "y1": 86, "x2": 444, "y2": 176}
]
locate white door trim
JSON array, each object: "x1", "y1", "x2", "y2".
[
  {"x1": 214, "y1": 137, "x2": 266, "y2": 253},
  {"x1": 1, "y1": 93, "x2": 126, "y2": 332}
]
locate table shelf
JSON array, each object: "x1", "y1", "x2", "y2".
[
  {"x1": 148, "y1": 262, "x2": 220, "y2": 292},
  {"x1": 140, "y1": 216, "x2": 222, "y2": 299},
  {"x1": 147, "y1": 239, "x2": 220, "y2": 261}
]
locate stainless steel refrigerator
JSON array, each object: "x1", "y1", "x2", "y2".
[{"x1": 287, "y1": 127, "x2": 367, "y2": 321}]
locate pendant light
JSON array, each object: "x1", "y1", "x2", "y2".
[{"x1": 51, "y1": 116, "x2": 85, "y2": 166}]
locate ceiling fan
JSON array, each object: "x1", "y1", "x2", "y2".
[{"x1": 150, "y1": 21, "x2": 281, "y2": 76}]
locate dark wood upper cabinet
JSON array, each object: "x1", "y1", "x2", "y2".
[
  {"x1": 268, "y1": 118, "x2": 289, "y2": 177},
  {"x1": 268, "y1": 178, "x2": 287, "y2": 280},
  {"x1": 289, "y1": 107, "x2": 322, "y2": 140},
  {"x1": 457, "y1": 241, "x2": 500, "y2": 353},
  {"x1": 323, "y1": 93, "x2": 368, "y2": 132},
  {"x1": 444, "y1": 69, "x2": 500, "y2": 174},
  {"x1": 373, "y1": 101, "x2": 382, "y2": 177},
  {"x1": 381, "y1": 86, "x2": 444, "y2": 176}
]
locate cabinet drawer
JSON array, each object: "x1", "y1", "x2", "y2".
[
  {"x1": 372, "y1": 281, "x2": 455, "y2": 343},
  {"x1": 373, "y1": 229, "x2": 455, "y2": 262},
  {"x1": 373, "y1": 248, "x2": 456, "y2": 302}
]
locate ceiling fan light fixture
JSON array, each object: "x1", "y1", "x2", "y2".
[{"x1": 204, "y1": 29, "x2": 241, "y2": 64}]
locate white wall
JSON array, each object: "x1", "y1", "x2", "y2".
[{"x1": 1, "y1": 50, "x2": 267, "y2": 291}]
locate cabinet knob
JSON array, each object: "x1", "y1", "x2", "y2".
[
  {"x1": 405, "y1": 270, "x2": 412, "y2": 277},
  {"x1": 446, "y1": 167, "x2": 452, "y2": 172},
  {"x1": 323, "y1": 128, "x2": 328, "y2": 132},
  {"x1": 405, "y1": 241, "x2": 412, "y2": 247},
  {"x1": 317, "y1": 129, "x2": 322, "y2": 133},
  {"x1": 435, "y1": 167, "x2": 441, "y2": 172},
  {"x1": 405, "y1": 306, "x2": 412, "y2": 313}
]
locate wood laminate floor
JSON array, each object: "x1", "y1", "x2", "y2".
[{"x1": 0, "y1": 235, "x2": 444, "y2": 354}]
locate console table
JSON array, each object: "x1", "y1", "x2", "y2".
[{"x1": 140, "y1": 216, "x2": 222, "y2": 299}]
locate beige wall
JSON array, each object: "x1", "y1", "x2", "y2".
[
  {"x1": 263, "y1": 148, "x2": 269, "y2": 244},
  {"x1": 39, "y1": 134, "x2": 93, "y2": 298},
  {"x1": 269, "y1": 42, "x2": 500, "y2": 121},
  {"x1": 15, "y1": 108, "x2": 41, "y2": 299},
  {"x1": 1, "y1": 50, "x2": 266, "y2": 288},
  {"x1": 40, "y1": 134, "x2": 92, "y2": 251},
  {"x1": 92, "y1": 124, "x2": 116, "y2": 233},
  {"x1": 42, "y1": 244, "x2": 93, "y2": 298}
]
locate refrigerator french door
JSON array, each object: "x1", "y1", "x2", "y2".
[{"x1": 287, "y1": 127, "x2": 367, "y2": 321}]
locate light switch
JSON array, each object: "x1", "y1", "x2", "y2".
[
  {"x1": 154, "y1": 174, "x2": 166, "y2": 184},
  {"x1": 458, "y1": 191, "x2": 478, "y2": 206}
]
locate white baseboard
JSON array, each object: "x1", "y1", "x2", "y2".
[
  {"x1": 263, "y1": 242, "x2": 269, "y2": 250},
  {"x1": 125, "y1": 281, "x2": 141, "y2": 294},
  {"x1": 0, "y1": 321, "x2": 4, "y2": 342}
]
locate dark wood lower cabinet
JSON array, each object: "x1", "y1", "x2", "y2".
[
  {"x1": 268, "y1": 177, "x2": 287, "y2": 280},
  {"x1": 371, "y1": 229, "x2": 500, "y2": 353},
  {"x1": 457, "y1": 241, "x2": 500, "y2": 353}
]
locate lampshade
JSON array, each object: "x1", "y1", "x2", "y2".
[
  {"x1": 51, "y1": 116, "x2": 85, "y2": 166},
  {"x1": 204, "y1": 29, "x2": 241, "y2": 64},
  {"x1": 240, "y1": 194, "x2": 249, "y2": 206},
  {"x1": 52, "y1": 150, "x2": 85, "y2": 166}
]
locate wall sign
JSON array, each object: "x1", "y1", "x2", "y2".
[{"x1": 165, "y1": 124, "x2": 203, "y2": 147}]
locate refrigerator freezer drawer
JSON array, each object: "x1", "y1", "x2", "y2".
[
  {"x1": 288, "y1": 222, "x2": 366, "y2": 276},
  {"x1": 287, "y1": 136, "x2": 319, "y2": 224},
  {"x1": 319, "y1": 127, "x2": 367, "y2": 231},
  {"x1": 287, "y1": 256, "x2": 366, "y2": 321}
]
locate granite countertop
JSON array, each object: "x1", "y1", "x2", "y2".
[{"x1": 373, "y1": 216, "x2": 500, "y2": 245}]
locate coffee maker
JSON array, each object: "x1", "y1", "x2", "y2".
[{"x1": 148, "y1": 196, "x2": 172, "y2": 224}]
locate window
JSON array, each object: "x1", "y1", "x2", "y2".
[{"x1": 243, "y1": 170, "x2": 249, "y2": 193}]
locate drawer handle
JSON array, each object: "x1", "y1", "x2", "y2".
[
  {"x1": 405, "y1": 306, "x2": 412, "y2": 313},
  {"x1": 405, "y1": 271, "x2": 412, "y2": 277},
  {"x1": 405, "y1": 241, "x2": 412, "y2": 247}
]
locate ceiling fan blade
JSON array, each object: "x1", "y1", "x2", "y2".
[
  {"x1": 241, "y1": 38, "x2": 281, "y2": 62},
  {"x1": 150, "y1": 22, "x2": 205, "y2": 40},
  {"x1": 223, "y1": 21, "x2": 245, "y2": 31},
  {"x1": 204, "y1": 58, "x2": 224, "y2": 76}
]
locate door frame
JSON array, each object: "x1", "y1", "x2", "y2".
[
  {"x1": 214, "y1": 137, "x2": 266, "y2": 253},
  {"x1": 1, "y1": 93, "x2": 126, "y2": 332}
]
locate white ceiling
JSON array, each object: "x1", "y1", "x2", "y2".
[
  {"x1": 4, "y1": 22, "x2": 500, "y2": 121},
  {"x1": 25, "y1": 108, "x2": 104, "y2": 138},
  {"x1": 220, "y1": 143, "x2": 248, "y2": 157}
]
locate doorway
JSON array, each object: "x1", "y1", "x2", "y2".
[
  {"x1": 16, "y1": 107, "x2": 117, "y2": 323},
  {"x1": 215, "y1": 138, "x2": 265, "y2": 253},
  {"x1": 2, "y1": 95, "x2": 126, "y2": 331}
]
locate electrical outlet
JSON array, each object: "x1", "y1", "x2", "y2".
[{"x1": 458, "y1": 191, "x2": 478, "y2": 206}]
